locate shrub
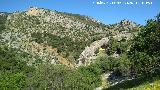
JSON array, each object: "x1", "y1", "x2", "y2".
[
  {"x1": 0, "y1": 46, "x2": 34, "y2": 89},
  {"x1": 30, "y1": 64, "x2": 102, "y2": 90},
  {"x1": 128, "y1": 17, "x2": 160, "y2": 76}
]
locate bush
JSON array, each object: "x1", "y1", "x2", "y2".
[
  {"x1": 30, "y1": 64, "x2": 102, "y2": 90},
  {"x1": 0, "y1": 46, "x2": 34, "y2": 89},
  {"x1": 0, "y1": 72, "x2": 27, "y2": 90},
  {"x1": 95, "y1": 55, "x2": 120, "y2": 73},
  {"x1": 128, "y1": 17, "x2": 160, "y2": 76}
]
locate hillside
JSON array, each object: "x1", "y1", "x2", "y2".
[{"x1": 0, "y1": 7, "x2": 140, "y2": 68}]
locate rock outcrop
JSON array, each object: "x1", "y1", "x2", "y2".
[{"x1": 77, "y1": 37, "x2": 109, "y2": 66}]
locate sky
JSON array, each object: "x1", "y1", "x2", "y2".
[{"x1": 0, "y1": 0, "x2": 160, "y2": 25}]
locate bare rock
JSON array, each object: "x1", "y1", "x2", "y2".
[{"x1": 77, "y1": 37, "x2": 109, "y2": 66}]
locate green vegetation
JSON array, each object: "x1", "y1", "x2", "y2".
[
  {"x1": 107, "y1": 36, "x2": 129, "y2": 55},
  {"x1": 4, "y1": 10, "x2": 108, "y2": 62},
  {"x1": 104, "y1": 75, "x2": 160, "y2": 90},
  {"x1": 0, "y1": 8, "x2": 160, "y2": 90},
  {"x1": 106, "y1": 15, "x2": 160, "y2": 77},
  {"x1": 31, "y1": 32, "x2": 91, "y2": 60},
  {"x1": 0, "y1": 45, "x2": 103, "y2": 90},
  {"x1": 102, "y1": 14, "x2": 160, "y2": 89},
  {"x1": 29, "y1": 62, "x2": 103, "y2": 89},
  {"x1": 0, "y1": 14, "x2": 7, "y2": 33},
  {"x1": 128, "y1": 18, "x2": 160, "y2": 76},
  {"x1": 128, "y1": 77, "x2": 160, "y2": 90},
  {"x1": 0, "y1": 46, "x2": 34, "y2": 89}
]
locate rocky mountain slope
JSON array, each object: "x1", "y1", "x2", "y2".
[{"x1": 0, "y1": 7, "x2": 140, "y2": 68}]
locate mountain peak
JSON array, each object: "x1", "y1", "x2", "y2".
[{"x1": 26, "y1": 7, "x2": 47, "y2": 16}]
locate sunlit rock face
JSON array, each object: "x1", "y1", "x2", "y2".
[
  {"x1": 26, "y1": 7, "x2": 46, "y2": 16},
  {"x1": 77, "y1": 37, "x2": 109, "y2": 66}
]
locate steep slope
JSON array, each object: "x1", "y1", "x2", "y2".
[
  {"x1": 0, "y1": 7, "x2": 140, "y2": 68},
  {"x1": 0, "y1": 7, "x2": 110, "y2": 68}
]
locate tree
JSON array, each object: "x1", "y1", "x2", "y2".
[
  {"x1": 0, "y1": 46, "x2": 34, "y2": 89},
  {"x1": 156, "y1": 13, "x2": 160, "y2": 22},
  {"x1": 128, "y1": 17, "x2": 160, "y2": 76},
  {"x1": 30, "y1": 64, "x2": 70, "y2": 89}
]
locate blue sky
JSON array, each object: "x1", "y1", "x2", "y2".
[{"x1": 0, "y1": 0, "x2": 160, "y2": 25}]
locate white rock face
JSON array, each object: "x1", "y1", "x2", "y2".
[
  {"x1": 77, "y1": 37, "x2": 109, "y2": 66},
  {"x1": 26, "y1": 7, "x2": 46, "y2": 16},
  {"x1": 95, "y1": 87, "x2": 103, "y2": 90},
  {"x1": 25, "y1": 7, "x2": 104, "y2": 33}
]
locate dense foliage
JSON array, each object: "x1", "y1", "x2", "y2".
[
  {"x1": 29, "y1": 63, "x2": 102, "y2": 90},
  {"x1": 99, "y1": 15, "x2": 160, "y2": 78},
  {"x1": 0, "y1": 46, "x2": 34, "y2": 89},
  {"x1": 31, "y1": 32, "x2": 91, "y2": 60},
  {"x1": 0, "y1": 45, "x2": 103, "y2": 90},
  {"x1": 128, "y1": 18, "x2": 160, "y2": 76},
  {"x1": 0, "y1": 14, "x2": 7, "y2": 33}
]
